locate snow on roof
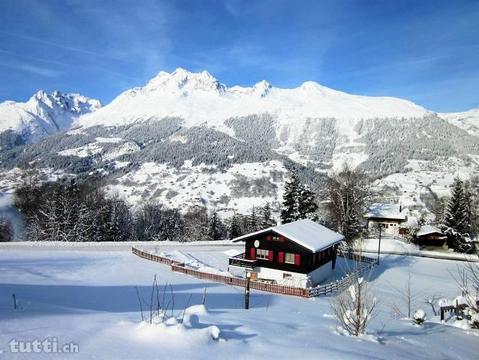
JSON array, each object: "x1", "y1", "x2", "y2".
[
  {"x1": 364, "y1": 203, "x2": 406, "y2": 221},
  {"x1": 232, "y1": 219, "x2": 344, "y2": 252},
  {"x1": 417, "y1": 225, "x2": 444, "y2": 237}
]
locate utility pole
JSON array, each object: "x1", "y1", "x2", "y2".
[
  {"x1": 377, "y1": 224, "x2": 382, "y2": 265},
  {"x1": 244, "y1": 271, "x2": 251, "y2": 310}
]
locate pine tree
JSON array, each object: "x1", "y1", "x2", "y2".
[
  {"x1": 248, "y1": 206, "x2": 259, "y2": 232},
  {"x1": 228, "y1": 213, "x2": 242, "y2": 239},
  {"x1": 183, "y1": 206, "x2": 209, "y2": 242},
  {"x1": 208, "y1": 210, "x2": 226, "y2": 240},
  {"x1": 260, "y1": 202, "x2": 276, "y2": 229},
  {"x1": 281, "y1": 174, "x2": 300, "y2": 224},
  {"x1": 464, "y1": 178, "x2": 479, "y2": 238},
  {"x1": 444, "y1": 178, "x2": 469, "y2": 234},
  {"x1": 298, "y1": 186, "x2": 319, "y2": 221},
  {"x1": 443, "y1": 178, "x2": 473, "y2": 252}
]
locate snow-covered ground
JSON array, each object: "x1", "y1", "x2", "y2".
[
  {"x1": 106, "y1": 160, "x2": 287, "y2": 215},
  {"x1": 0, "y1": 245, "x2": 478, "y2": 359},
  {"x1": 357, "y1": 238, "x2": 479, "y2": 262},
  {"x1": 373, "y1": 158, "x2": 479, "y2": 215}
]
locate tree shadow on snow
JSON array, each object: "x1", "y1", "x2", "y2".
[
  {"x1": 186, "y1": 313, "x2": 257, "y2": 341},
  {"x1": 366, "y1": 254, "x2": 417, "y2": 282},
  {"x1": 380, "y1": 321, "x2": 449, "y2": 338},
  {"x1": 0, "y1": 282, "x2": 274, "y2": 320}
]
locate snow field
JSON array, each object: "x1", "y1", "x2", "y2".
[
  {"x1": 0, "y1": 246, "x2": 478, "y2": 359},
  {"x1": 106, "y1": 160, "x2": 287, "y2": 215}
]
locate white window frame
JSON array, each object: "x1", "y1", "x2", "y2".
[
  {"x1": 257, "y1": 249, "x2": 269, "y2": 260},
  {"x1": 285, "y1": 252, "x2": 295, "y2": 264}
]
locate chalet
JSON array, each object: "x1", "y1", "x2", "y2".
[
  {"x1": 364, "y1": 203, "x2": 407, "y2": 237},
  {"x1": 415, "y1": 225, "x2": 447, "y2": 246},
  {"x1": 228, "y1": 219, "x2": 344, "y2": 288}
]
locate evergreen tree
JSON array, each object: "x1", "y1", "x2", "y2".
[
  {"x1": 183, "y1": 206, "x2": 209, "y2": 242},
  {"x1": 248, "y1": 206, "x2": 259, "y2": 232},
  {"x1": 444, "y1": 178, "x2": 469, "y2": 234},
  {"x1": 464, "y1": 177, "x2": 479, "y2": 239},
  {"x1": 443, "y1": 178, "x2": 473, "y2": 252},
  {"x1": 228, "y1": 213, "x2": 242, "y2": 239},
  {"x1": 280, "y1": 174, "x2": 301, "y2": 224},
  {"x1": 260, "y1": 202, "x2": 276, "y2": 229},
  {"x1": 298, "y1": 186, "x2": 319, "y2": 221},
  {"x1": 208, "y1": 210, "x2": 226, "y2": 240},
  {"x1": 281, "y1": 174, "x2": 319, "y2": 224},
  {"x1": 107, "y1": 197, "x2": 133, "y2": 242}
]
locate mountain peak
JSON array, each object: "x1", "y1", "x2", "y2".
[
  {"x1": 28, "y1": 91, "x2": 101, "y2": 114},
  {"x1": 252, "y1": 80, "x2": 272, "y2": 97},
  {"x1": 0, "y1": 90, "x2": 102, "y2": 141},
  {"x1": 145, "y1": 68, "x2": 225, "y2": 94}
]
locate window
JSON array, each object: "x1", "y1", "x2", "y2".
[
  {"x1": 285, "y1": 253, "x2": 295, "y2": 264},
  {"x1": 269, "y1": 235, "x2": 285, "y2": 242},
  {"x1": 283, "y1": 273, "x2": 292, "y2": 278},
  {"x1": 257, "y1": 249, "x2": 269, "y2": 260}
]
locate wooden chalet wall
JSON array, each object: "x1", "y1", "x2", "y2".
[{"x1": 242, "y1": 230, "x2": 337, "y2": 274}]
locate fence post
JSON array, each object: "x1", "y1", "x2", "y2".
[{"x1": 244, "y1": 272, "x2": 251, "y2": 310}]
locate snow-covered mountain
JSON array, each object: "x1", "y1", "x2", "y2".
[
  {"x1": 77, "y1": 68, "x2": 429, "y2": 149},
  {"x1": 438, "y1": 108, "x2": 479, "y2": 136},
  {"x1": 0, "y1": 90, "x2": 101, "y2": 143},
  {"x1": 1, "y1": 68, "x2": 478, "y2": 217}
]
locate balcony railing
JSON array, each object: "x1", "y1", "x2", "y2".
[{"x1": 228, "y1": 253, "x2": 256, "y2": 269}]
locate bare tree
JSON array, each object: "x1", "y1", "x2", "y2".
[
  {"x1": 389, "y1": 267, "x2": 421, "y2": 319},
  {"x1": 452, "y1": 263, "x2": 479, "y2": 328},
  {"x1": 424, "y1": 295, "x2": 442, "y2": 317},
  {"x1": 327, "y1": 163, "x2": 371, "y2": 242},
  {"x1": 331, "y1": 276, "x2": 377, "y2": 336}
]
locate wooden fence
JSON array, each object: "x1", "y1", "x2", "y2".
[
  {"x1": 131, "y1": 247, "x2": 377, "y2": 298},
  {"x1": 308, "y1": 251, "x2": 378, "y2": 297}
]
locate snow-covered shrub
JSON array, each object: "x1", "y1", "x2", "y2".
[
  {"x1": 451, "y1": 264, "x2": 479, "y2": 329},
  {"x1": 465, "y1": 308, "x2": 479, "y2": 329},
  {"x1": 331, "y1": 277, "x2": 377, "y2": 336},
  {"x1": 413, "y1": 309, "x2": 426, "y2": 325},
  {"x1": 134, "y1": 304, "x2": 221, "y2": 344}
]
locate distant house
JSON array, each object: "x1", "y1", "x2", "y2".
[
  {"x1": 228, "y1": 219, "x2": 344, "y2": 288},
  {"x1": 364, "y1": 203, "x2": 407, "y2": 237},
  {"x1": 415, "y1": 225, "x2": 447, "y2": 246}
]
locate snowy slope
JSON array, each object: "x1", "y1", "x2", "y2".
[
  {"x1": 0, "y1": 90, "x2": 101, "y2": 142},
  {"x1": 72, "y1": 68, "x2": 436, "y2": 177},
  {"x1": 0, "y1": 247, "x2": 478, "y2": 359},
  {"x1": 1, "y1": 69, "x2": 477, "y2": 217},
  {"x1": 77, "y1": 68, "x2": 430, "y2": 147},
  {"x1": 439, "y1": 108, "x2": 479, "y2": 136}
]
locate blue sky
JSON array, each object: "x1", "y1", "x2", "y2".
[{"x1": 0, "y1": 0, "x2": 477, "y2": 112}]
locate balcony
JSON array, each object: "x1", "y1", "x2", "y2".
[{"x1": 228, "y1": 253, "x2": 256, "y2": 269}]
